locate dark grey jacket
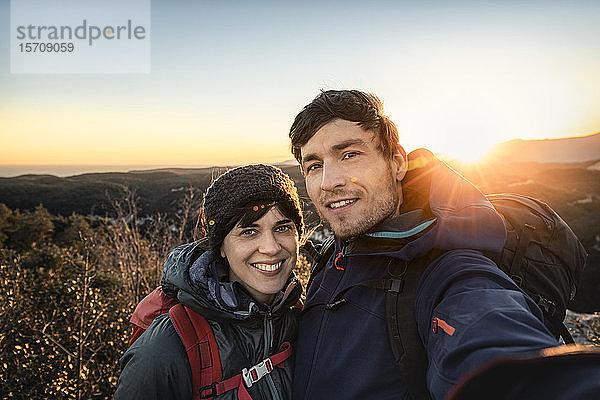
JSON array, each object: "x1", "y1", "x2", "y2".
[{"x1": 114, "y1": 240, "x2": 301, "y2": 400}]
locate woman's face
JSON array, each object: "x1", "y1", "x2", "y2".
[{"x1": 220, "y1": 206, "x2": 298, "y2": 304}]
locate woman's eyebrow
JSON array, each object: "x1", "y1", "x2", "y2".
[{"x1": 238, "y1": 218, "x2": 292, "y2": 229}]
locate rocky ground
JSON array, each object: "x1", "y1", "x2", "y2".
[{"x1": 565, "y1": 310, "x2": 600, "y2": 345}]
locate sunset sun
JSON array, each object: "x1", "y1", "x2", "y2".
[{"x1": 440, "y1": 141, "x2": 495, "y2": 163}]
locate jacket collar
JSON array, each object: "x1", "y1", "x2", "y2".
[{"x1": 334, "y1": 149, "x2": 506, "y2": 261}]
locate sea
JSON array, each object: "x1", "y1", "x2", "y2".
[{"x1": 0, "y1": 165, "x2": 202, "y2": 178}]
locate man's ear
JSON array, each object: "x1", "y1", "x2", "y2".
[
  {"x1": 220, "y1": 245, "x2": 226, "y2": 259},
  {"x1": 392, "y1": 144, "x2": 407, "y2": 182}
]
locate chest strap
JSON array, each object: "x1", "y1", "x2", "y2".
[
  {"x1": 169, "y1": 304, "x2": 294, "y2": 400},
  {"x1": 200, "y1": 341, "x2": 293, "y2": 399}
]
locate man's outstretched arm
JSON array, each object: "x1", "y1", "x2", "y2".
[{"x1": 415, "y1": 250, "x2": 558, "y2": 399}]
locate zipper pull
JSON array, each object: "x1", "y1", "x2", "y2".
[
  {"x1": 432, "y1": 317, "x2": 455, "y2": 336},
  {"x1": 325, "y1": 298, "x2": 347, "y2": 310},
  {"x1": 334, "y1": 244, "x2": 347, "y2": 271}
]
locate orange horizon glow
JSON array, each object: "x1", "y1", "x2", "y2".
[
  {"x1": 3, "y1": 130, "x2": 598, "y2": 167},
  {"x1": 4, "y1": 93, "x2": 598, "y2": 167}
]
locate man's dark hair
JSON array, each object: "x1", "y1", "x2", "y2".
[{"x1": 289, "y1": 90, "x2": 400, "y2": 163}]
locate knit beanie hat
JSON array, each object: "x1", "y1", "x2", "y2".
[{"x1": 203, "y1": 164, "x2": 304, "y2": 253}]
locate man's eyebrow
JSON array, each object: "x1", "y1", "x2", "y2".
[
  {"x1": 331, "y1": 139, "x2": 368, "y2": 152},
  {"x1": 301, "y1": 139, "x2": 368, "y2": 165},
  {"x1": 301, "y1": 153, "x2": 320, "y2": 165}
]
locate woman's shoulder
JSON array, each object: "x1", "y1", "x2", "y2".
[
  {"x1": 131, "y1": 313, "x2": 185, "y2": 354},
  {"x1": 114, "y1": 313, "x2": 192, "y2": 400}
]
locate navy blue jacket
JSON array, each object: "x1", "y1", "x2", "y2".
[{"x1": 293, "y1": 150, "x2": 559, "y2": 400}]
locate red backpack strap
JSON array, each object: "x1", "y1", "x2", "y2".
[
  {"x1": 128, "y1": 325, "x2": 146, "y2": 347},
  {"x1": 240, "y1": 341, "x2": 294, "y2": 388},
  {"x1": 129, "y1": 286, "x2": 179, "y2": 348},
  {"x1": 211, "y1": 341, "x2": 294, "y2": 400},
  {"x1": 169, "y1": 304, "x2": 222, "y2": 400},
  {"x1": 169, "y1": 304, "x2": 294, "y2": 400}
]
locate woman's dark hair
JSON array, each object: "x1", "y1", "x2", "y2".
[
  {"x1": 233, "y1": 201, "x2": 300, "y2": 232},
  {"x1": 202, "y1": 164, "x2": 304, "y2": 253}
]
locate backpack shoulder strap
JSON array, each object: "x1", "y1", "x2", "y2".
[
  {"x1": 305, "y1": 236, "x2": 336, "y2": 291},
  {"x1": 129, "y1": 286, "x2": 179, "y2": 348},
  {"x1": 169, "y1": 304, "x2": 222, "y2": 400},
  {"x1": 387, "y1": 249, "x2": 447, "y2": 400},
  {"x1": 301, "y1": 248, "x2": 446, "y2": 399},
  {"x1": 169, "y1": 305, "x2": 295, "y2": 400}
]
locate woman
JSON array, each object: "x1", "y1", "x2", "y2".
[{"x1": 114, "y1": 164, "x2": 304, "y2": 400}]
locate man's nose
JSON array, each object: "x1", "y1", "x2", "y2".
[
  {"x1": 258, "y1": 231, "x2": 282, "y2": 255},
  {"x1": 320, "y1": 163, "x2": 346, "y2": 192}
]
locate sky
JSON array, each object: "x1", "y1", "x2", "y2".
[{"x1": 1, "y1": 0, "x2": 600, "y2": 176}]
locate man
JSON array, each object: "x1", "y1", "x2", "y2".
[{"x1": 288, "y1": 90, "x2": 597, "y2": 399}]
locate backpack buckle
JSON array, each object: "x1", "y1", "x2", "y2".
[
  {"x1": 199, "y1": 383, "x2": 216, "y2": 398},
  {"x1": 536, "y1": 295, "x2": 557, "y2": 317},
  {"x1": 511, "y1": 274, "x2": 524, "y2": 288},
  {"x1": 242, "y1": 357, "x2": 274, "y2": 387}
]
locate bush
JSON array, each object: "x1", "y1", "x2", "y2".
[
  {"x1": 0, "y1": 239, "x2": 133, "y2": 399},
  {"x1": 0, "y1": 197, "x2": 186, "y2": 399}
]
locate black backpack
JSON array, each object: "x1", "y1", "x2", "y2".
[
  {"x1": 303, "y1": 193, "x2": 587, "y2": 399},
  {"x1": 484, "y1": 194, "x2": 587, "y2": 342}
]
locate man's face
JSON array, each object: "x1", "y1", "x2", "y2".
[{"x1": 300, "y1": 119, "x2": 405, "y2": 239}]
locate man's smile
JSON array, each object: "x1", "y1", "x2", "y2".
[{"x1": 327, "y1": 199, "x2": 357, "y2": 209}]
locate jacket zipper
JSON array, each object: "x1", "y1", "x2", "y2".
[
  {"x1": 263, "y1": 311, "x2": 280, "y2": 400},
  {"x1": 304, "y1": 242, "x2": 348, "y2": 399}
]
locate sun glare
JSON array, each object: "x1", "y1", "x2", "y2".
[
  {"x1": 442, "y1": 142, "x2": 495, "y2": 164},
  {"x1": 407, "y1": 134, "x2": 497, "y2": 165}
]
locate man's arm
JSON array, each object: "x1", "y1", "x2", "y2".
[
  {"x1": 447, "y1": 344, "x2": 600, "y2": 400},
  {"x1": 415, "y1": 250, "x2": 558, "y2": 400}
]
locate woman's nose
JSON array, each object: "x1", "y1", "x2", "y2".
[{"x1": 258, "y1": 231, "x2": 282, "y2": 255}]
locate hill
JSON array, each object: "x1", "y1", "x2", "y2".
[
  {"x1": 0, "y1": 165, "x2": 306, "y2": 217},
  {"x1": 487, "y1": 132, "x2": 600, "y2": 163}
]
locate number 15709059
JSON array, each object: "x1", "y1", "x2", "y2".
[{"x1": 19, "y1": 42, "x2": 74, "y2": 52}]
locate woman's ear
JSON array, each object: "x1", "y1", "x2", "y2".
[{"x1": 393, "y1": 144, "x2": 407, "y2": 182}]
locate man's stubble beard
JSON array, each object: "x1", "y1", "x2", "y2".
[{"x1": 317, "y1": 172, "x2": 400, "y2": 240}]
